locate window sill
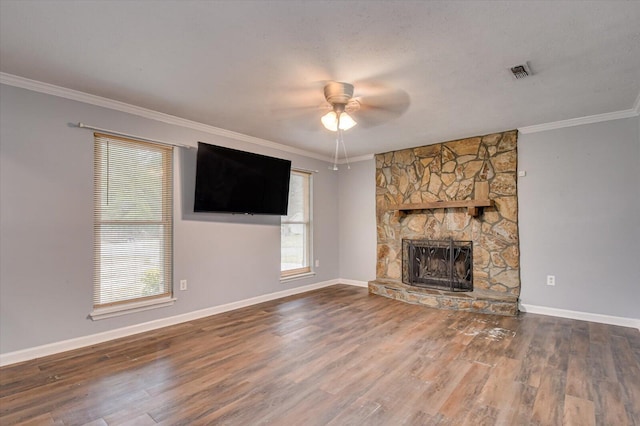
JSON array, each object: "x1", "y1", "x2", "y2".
[
  {"x1": 280, "y1": 271, "x2": 316, "y2": 283},
  {"x1": 90, "y1": 296, "x2": 176, "y2": 321}
]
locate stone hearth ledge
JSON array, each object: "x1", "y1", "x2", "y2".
[{"x1": 368, "y1": 279, "x2": 519, "y2": 316}]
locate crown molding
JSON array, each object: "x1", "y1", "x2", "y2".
[
  {"x1": 0, "y1": 72, "x2": 333, "y2": 163},
  {"x1": 4, "y1": 72, "x2": 638, "y2": 156},
  {"x1": 518, "y1": 93, "x2": 640, "y2": 134}
]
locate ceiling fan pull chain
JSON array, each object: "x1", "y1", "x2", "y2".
[
  {"x1": 332, "y1": 128, "x2": 340, "y2": 170},
  {"x1": 331, "y1": 113, "x2": 342, "y2": 170},
  {"x1": 340, "y1": 130, "x2": 351, "y2": 170}
]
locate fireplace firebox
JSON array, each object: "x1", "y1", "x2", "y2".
[{"x1": 402, "y1": 239, "x2": 473, "y2": 292}]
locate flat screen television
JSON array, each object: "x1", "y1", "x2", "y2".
[{"x1": 194, "y1": 142, "x2": 291, "y2": 215}]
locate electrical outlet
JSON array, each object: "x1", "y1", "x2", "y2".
[
  {"x1": 315, "y1": 259, "x2": 320, "y2": 268},
  {"x1": 180, "y1": 279, "x2": 188, "y2": 291},
  {"x1": 546, "y1": 275, "x2": 555, "y2": 286}
]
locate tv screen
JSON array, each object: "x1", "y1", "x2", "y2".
[{"x1": 194, "y1": 142, "x2": 292, "y2": 215}]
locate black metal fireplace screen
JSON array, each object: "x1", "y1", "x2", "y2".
[{"x1": 402, "y1": 239, "x2": 473, "y2": 292}]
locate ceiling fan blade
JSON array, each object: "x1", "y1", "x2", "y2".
[
  {"x1": 272, "y1": 77, "x2": 410, "y2": 131},
  {"x1": 352, "y1": 89, "x2": 410, "y2": 127},
  {"x1": 269, "y1": 79, "x2": 332, "y2": 120},
  {"x1": 271, "y1": 102, "x2": 331, "y2": 130}
]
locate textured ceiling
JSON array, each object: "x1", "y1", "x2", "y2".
[{"x1": 1, "y1": 1, "x2": 639, "y2": 158}]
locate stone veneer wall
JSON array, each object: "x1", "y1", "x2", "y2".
[{"x1": 375, "y1": 130, "x2": 520, "y2": 296}]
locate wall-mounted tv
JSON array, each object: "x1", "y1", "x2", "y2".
[{"x1": 194, "y1": 142, "x2": 291, "y2": 215}]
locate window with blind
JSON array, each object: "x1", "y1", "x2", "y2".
[
  {"x1": 93, "y1": 133, "x2": 173, "y2": 316},
  {"x1": 281, "y1": 170, "x2": 312, "y2": 279}
]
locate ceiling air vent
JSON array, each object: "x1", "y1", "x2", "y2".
[{"x1": 510, "y1": 63, "x2": 532, "y2": 79}]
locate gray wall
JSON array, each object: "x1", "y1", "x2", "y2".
[
  {"x1": 335, "y1": 118, "x2": 640, "y2": 320},
  {"x1": 0, "y1": 84, "x2": 340, "y2": 353},
  {"x1": 2, "y1": 82, "x2": 637, "y2": 355},
  {"x1": 518, "y1": 117, "x2": 640, "y2": 318},
  {"x1": 338, "y1": 159, "x2": 376, "y2": 282}
]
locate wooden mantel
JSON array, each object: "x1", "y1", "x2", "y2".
[
  {"x1": 396, "y1": 181, "x2": 493, "y2": 217},
  {"x1": 396, "y1": 199, "x2": 494, "y2": 217}
]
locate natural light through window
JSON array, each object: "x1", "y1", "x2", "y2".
[
  {"x1": 93, "y1": 133, "x2": 173, "y2": 313},
  {"x1": 281, "y1": 170, "x2": 312, "y2": 279}
]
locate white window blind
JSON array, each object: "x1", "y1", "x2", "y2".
[
  {"x1": 94, "y1": 133, "x2": 173, "y2": 308},
  {"x1": 281, "y1": 170, "x2": 312, "y2": 278}
]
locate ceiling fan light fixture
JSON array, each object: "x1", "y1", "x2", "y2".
[{"x1": 321, "y1": 111, "x2": 357, "y2": 131}]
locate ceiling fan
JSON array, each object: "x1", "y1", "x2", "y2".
[
  {"x1": 321, "y1": 82, "x2": 358, "y2": 170},
  {"x1": 280, "y1": 80, "x2": 410, "y2": 170}
]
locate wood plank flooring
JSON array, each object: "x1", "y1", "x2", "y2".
[{"x1": 1, "y1": 285, "x2": 639, "y2": 425}]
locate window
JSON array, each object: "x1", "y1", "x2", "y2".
[
  {"x1": 281, "y1": 170, "x2": 312, "y2": 279},
  {"x1": 92, "y1": 133, "x2": 173, "y2": 318}
]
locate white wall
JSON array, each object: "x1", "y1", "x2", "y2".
[
  {"x1": 518, "y1": 117, "x2": 640, "y2": 319},
  {"x1": 0, "y1": 84, "x2": 340, "y2": 354},
  {"x1": 338, "y1": 159, "x2": 376, "y2": 282}
]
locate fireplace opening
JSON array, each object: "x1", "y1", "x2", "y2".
[{"x1": 402, "y1": 239, "x2": 473, "y2": 292}]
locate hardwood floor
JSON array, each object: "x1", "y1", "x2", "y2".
[{"x1": 1, "y1": 285, "x2": 639, "y2": 425}]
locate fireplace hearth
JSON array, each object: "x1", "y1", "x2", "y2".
[{"x1": 403, "y1": 239, "x2": 473, "y2": 292}]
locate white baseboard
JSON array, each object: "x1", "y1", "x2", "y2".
[
  {"x1": 520, "y1": 303, "x2": 640, "y2": 331},
  {"x1": 339, "y1": 278, "x2": 369, "y2": 288},
  {"x1": 0, "y1": 279, "x2": 342, "y2": 367},
  {"x1": 7, "y1": 282, "x2": 635, "y2": 367}
]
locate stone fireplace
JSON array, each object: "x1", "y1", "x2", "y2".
[{"x1": 369, "y1": 130, "x2": 520, "y2": 315}]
